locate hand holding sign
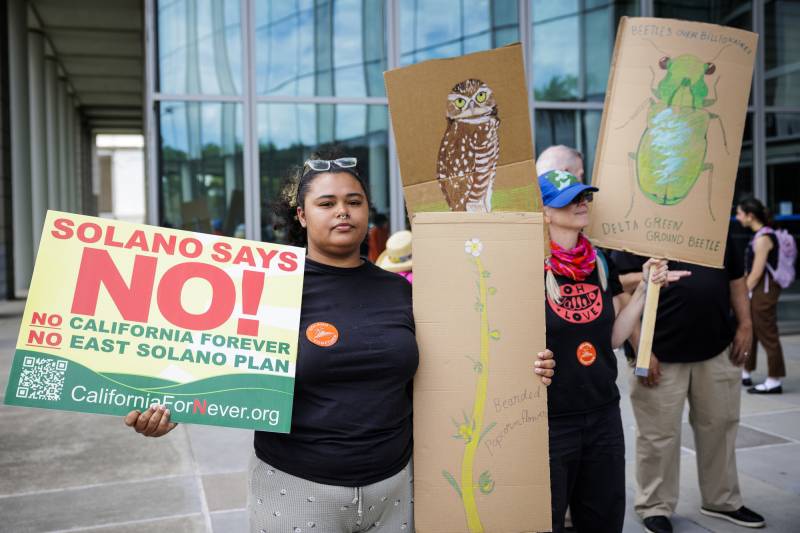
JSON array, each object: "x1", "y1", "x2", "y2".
[
  {"x1": 125, "y1": 404, "x2": 177, "y2": 437},
  {"x1": 534, "y1": 349, "x2": 556, "y2": 386}
]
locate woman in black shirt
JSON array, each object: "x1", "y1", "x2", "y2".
[
  {"x1": 537, "y1": 170, "x2": 676, "y2": 533},
  {"x1": 125, "y1": 154, "x2": 556, "y2": 532}
]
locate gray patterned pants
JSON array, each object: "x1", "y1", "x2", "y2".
[{"x1": 248, "y1": 456, "x2": 414, "y2": 533}]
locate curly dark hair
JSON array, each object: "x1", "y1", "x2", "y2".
[
  {"x1": 738, "y1": 196, "x2": 772, "y2": 227},
  {"x1": 272, "y1": 147, "x2": 370, "y2": 247}
]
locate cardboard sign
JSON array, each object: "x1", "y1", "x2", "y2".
[
  {"x1": 3, "y1": 211, "x2": 305, "y2": 432},
  {"x1": 586, "y1": 17, "x2": 757, "y2": 267},
  {"x1": 412, "y1": 212, "x2": 551, "y2": 533},
  {"x1": 385, "y1": 44, "x2": 541, "y2": 216}
]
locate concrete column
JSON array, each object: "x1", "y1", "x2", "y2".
[
  {"x1": 91, "y1": 133, "x2": 99, "y2": 210},
  {"x1": 57, "y1": 79, "x2": 69, "y2": 213},
  {"x1": 28, "y1": 30, "x2": 48, "y2": 248},
  {"x1": 65, "y1": 99, "x2": 75, "y2": 213},
  {"x1": 44, "y1": 57, "x2": 60, "y2": 210},
  {"x1": 8, "y1": 0, "x2": 34, "y2": 293},
  {"x1": 73, "y1": 103, "x2": 82, "y2": 213}
]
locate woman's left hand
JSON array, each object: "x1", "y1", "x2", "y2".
[{"x1": 535, "y1": 349, "x2": 555, "y2": 386}]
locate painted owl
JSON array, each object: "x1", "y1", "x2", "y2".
[{"x1": 436, "y1": 79, "x2": 500, "y2": 212}]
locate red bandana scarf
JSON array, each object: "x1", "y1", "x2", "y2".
[{"x1": 546, "y1": 233, "x2": 597, "y2": 282}]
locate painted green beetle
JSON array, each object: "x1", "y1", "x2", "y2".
[{"x1": 621, "y1": 46, "x2": 730, "y2": 220}]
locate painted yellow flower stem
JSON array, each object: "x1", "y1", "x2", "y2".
[{"x1": 460, "y1": 256, "x2": 490, "y2": 533}]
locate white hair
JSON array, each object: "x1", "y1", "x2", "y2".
[{"x1": 536, "y1": 145, "x2": 584, "y2": 180}]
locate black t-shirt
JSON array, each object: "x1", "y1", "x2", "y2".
[
  {"x1": 611, "y1": 238, "x2": 745, "y2": 364},
  {"x1": 545, "y1": 255, "x2": 624, "y2": 417},
  {"x1": 254, "y1": 258, "x2": 419, "y2": 486},
  {"x1": 745, "y1": 231, "x2": 778, "y2": 274}
]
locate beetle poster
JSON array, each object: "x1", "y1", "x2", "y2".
[
  {"x1": 3, "y1": 211, "x2": 305, "y2": 431},
  {"x1": 586, "y1": 17, "x2": 757, "y2": 267}
]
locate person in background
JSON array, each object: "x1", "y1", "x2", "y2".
[
  {"x1": 736, "y1": 197, "x2": 787, "y2": 394},
  {"x1": 124, "y1": 153, "x2": 556, "y2": 532},
  {"x1": 613, "y1": 239, "x2": 766, "y2": 533},
  {"x1": 536, "y1": 145, "x2": 585, "y2": 182},
  {"x1": 368, "y1": 212, "x2": 390, "y2": 263},
  {"x1": 538, "y1": 169, "x2": 677, "y2": 533},
  {"x1": 377, "y1": 230, "x2": 413, "y2": 283}
]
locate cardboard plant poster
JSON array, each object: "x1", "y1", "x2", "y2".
[
  {"x1": 3, "y1": 211, "x2": 305, "y2": 432},
  {"x1": 385, "y1": 44, "x2": 541, "y2": 216},
  {"x1": 586, "y1": 17, "x2": 757, "y2": 267},
  {"x1": 412, "y1": 212, "x2": 551, "y2": 533}
]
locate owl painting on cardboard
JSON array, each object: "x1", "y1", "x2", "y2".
[{"x1": 436, "y1": 79, "x2": 500, "y2": 212}]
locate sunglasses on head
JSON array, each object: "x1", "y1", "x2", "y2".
[
  {"x1": 570, "y1": 191, "x2": 594, "y2": 205},
  {"x1": 304, "y1": 157, "x2": 358, "y2": 172}
]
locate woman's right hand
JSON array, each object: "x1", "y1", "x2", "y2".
[
  {"x1": 124, "y1": 404, "x2": 177, "y2": 437},
  {"x1": 641, "y1": 258, "x2": 668, "y2": 287},
  {"x1": 642, "y1": 258, "x2": 691, "y2": 288}
]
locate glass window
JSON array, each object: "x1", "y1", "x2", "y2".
[
  {"x1": 765, "y1": 0, "x2": 800, "y2": 106},
  {"x1": 254, "y1": 0, "x2": 387, "y2": 97},
  {"x1": 728, "y1": 111, "x2": 753, "y2": 281},
  {"x1": 654, "y1": 0, "x2": 751, "y2": 28},
  {"x1": 158, "y1": 101, "x2": 245, "y2": 236},
  {"x1": 532, "y1": 0, "x2": 638, "y2": 102},
  {"x1": 766, "y1": 112, "x2": 800, "y2": 216},
  {"x1": 157, "y1": 0, "x2": 243, "y2": 95},
  {"x1": 732, "y1": 113, "x2": 754, "y2": 208},
  {"x1": 400, "y1": 0, "x2": 519, "y2": 66},
  {"x1": 765, "y1": 112, "x2": 800, "y2": 294},
  {"x1": 534, "y1": 109, "x2": 602, "y2": 182},
  {"x1": 258, "y1": 104, "x2": 390, "y2": 243},
  {"x1": 655, "y1": 1, "x2": 753, "y2": 105}
]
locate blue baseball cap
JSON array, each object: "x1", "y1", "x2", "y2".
[{"x1": 538, "y1": 170, "x2": 599, "y2": 208}]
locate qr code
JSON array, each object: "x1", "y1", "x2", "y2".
[{"x1": 16, "y1": 356, "x2": 68, "y2": 401}]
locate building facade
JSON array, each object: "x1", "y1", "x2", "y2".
[
  {"x1": 144, "y1": 0, "x2": 800, "y2": 321},
  {"x1": 3, "y1": 0, "x2": 799, "y2": 320},
  {"x1": 144, "y1": 0, "x2": 798, "y2": 232}
]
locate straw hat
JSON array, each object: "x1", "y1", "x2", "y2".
[{"x1": 376, "y1": 230, "x2": 412, "y2": 273}]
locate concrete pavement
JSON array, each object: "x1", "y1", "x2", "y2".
[{"x1": 1, "y1": 299, "x2": 799, "y2": 532}]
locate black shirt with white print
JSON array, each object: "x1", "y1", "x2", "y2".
[{"x1": 545, "y1": 256, "x2": 624, "y2": 418}]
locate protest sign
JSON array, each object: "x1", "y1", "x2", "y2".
[
  {"x1": 586, "y1": 17, "x2": 757, "y2": 375},
  {"x1": 3, "y1": 211, "x2": 305, "y2": 432},
  {"x1": 412, "y1": 212, "x2": 550, "y2": 533},
  {"x1": 586, "y1": 17, "x2": 757, "y2": 268},
  {"x1": 385, "y1": 44, "x2": 541, "y2": 216}
]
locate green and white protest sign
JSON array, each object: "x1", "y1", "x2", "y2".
[{"x1": 4, "y1": 211, "x2": 305, "y2": 432}]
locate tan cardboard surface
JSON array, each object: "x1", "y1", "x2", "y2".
[
  {"x1": 412, "y1": 212, "x2": 550, "y2": 533},
  {"x1": 586, "y1": 17, "x2": 757, "y2": 267},
  {"x1": 386, "y1": 44, "x2": 541, "y2": 216}
]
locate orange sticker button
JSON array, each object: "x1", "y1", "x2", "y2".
[
  {"x1": 576, "y1": 341, "x2": 597, "y2": 366},
  {"x1": 306, "y1": 322, "x2": 339, "y2": 347}
]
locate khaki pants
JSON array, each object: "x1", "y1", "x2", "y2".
[{"x1": 630, "y1": 349, "x2": 743, "y2": 518}]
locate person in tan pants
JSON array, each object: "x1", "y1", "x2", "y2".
[{"x1": 613, "y1": 242, "x2": 766, "y2": 533}]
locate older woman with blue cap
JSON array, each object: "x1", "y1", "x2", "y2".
[{"x1": 538, "y1": 170, "x2": 685, "y2": 533}]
